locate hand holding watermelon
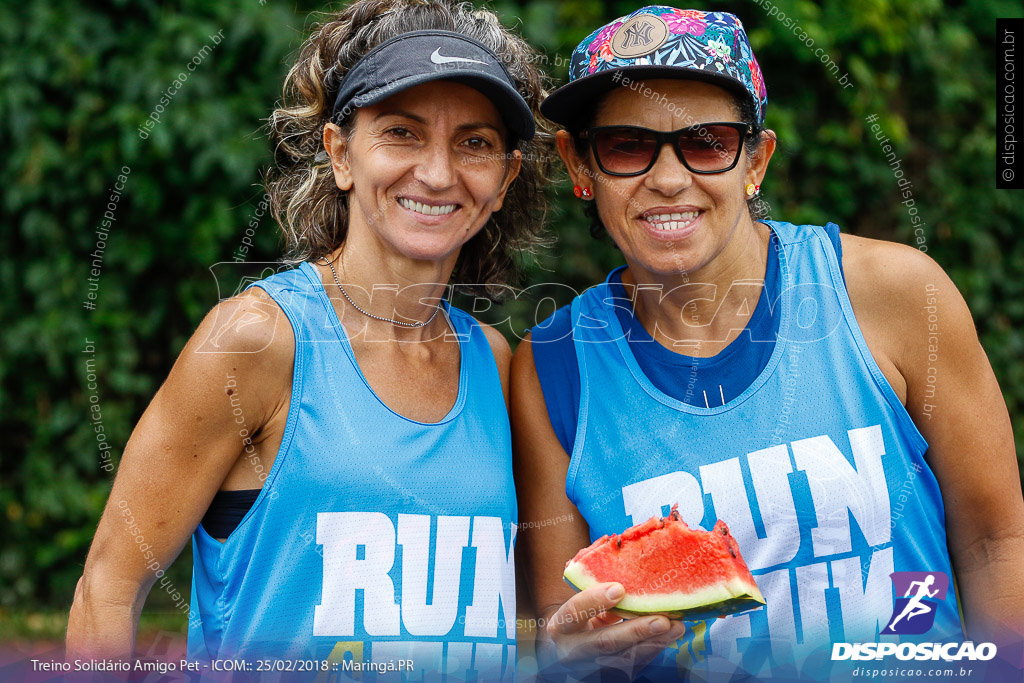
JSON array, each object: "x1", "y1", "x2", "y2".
[
  {"x1": 537, "y1": 580, "x2": 688, "y2": 679},
  {"x1": 538, "y1": 506, "x2": 766, "y2": 679}
]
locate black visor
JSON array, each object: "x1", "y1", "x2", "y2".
[{"x1": 331, "y1": 30, "x2": 535, "y2": 142}]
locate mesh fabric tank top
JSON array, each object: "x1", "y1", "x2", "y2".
[
  {"x1": 187, "y1": 261, "x2": 517, "y2": 682},
  {"x1": 564, "y1": 221, "x2": 963, "y2": 681}
]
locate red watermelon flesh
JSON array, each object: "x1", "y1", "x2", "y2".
[{"x1": 563, "y1": 505, "x2": 766, "y2": 620}]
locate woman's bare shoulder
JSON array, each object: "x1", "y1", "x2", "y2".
[
  {"x1": 839, "y1": 233, "x2": 958, "y2": 318},
  {"x1": 191, "y1": 286, "x2": 295, "y2": 362},
  {"x1": 169, "y1": 286, "x2": 296, "y2": 420},
  {"x1": 838, "y1": 233, "x2": 975, "y2": 398}
]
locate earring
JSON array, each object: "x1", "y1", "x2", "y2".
[
  {"x1": 581, "y1": 187, "x2": 592, "y2": 198},
  {"x1": 573, "y1": 185, "x2": 583, "y2": 198}
]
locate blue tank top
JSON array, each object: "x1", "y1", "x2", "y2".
[
  {"x1": 561, "y1": 221, "x2": 963, "y2": 681},
  {"x1": 187, "y1": 261, "x2": 517, "y2": 681},
  {"x1": 532, "y1": 224, "x2": 844, "y2": 455}
]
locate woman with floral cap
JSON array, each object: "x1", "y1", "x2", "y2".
[{"x1": 512, "y1": 6, "x2": 1024, "y2": 681}]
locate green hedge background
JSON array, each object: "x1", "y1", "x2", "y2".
[{"x1": 1, "y1": 0, "x2": 1021, "y2": 637}]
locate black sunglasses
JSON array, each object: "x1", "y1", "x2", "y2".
[{"x1": 579, "y1": 122, "x2": 754, "y2": 176}]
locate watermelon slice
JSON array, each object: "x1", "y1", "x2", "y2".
[{"x1": 563, "y1": 505, "x2": 766, "y2": 621}]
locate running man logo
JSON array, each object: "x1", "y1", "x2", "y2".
[{"x1": 881, "y1": 571, "x2": 950, "y2": 635}]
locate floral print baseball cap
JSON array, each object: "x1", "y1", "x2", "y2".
[{"x1": 541, "y1": 6, "x2": 767, "y2": 128}]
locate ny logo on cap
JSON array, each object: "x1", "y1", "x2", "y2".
[
  {"x1": 610, "y1": 15, "x2": 669, "y2": 59},
  {"x1": 621, "y1": 22, "x2": 654, "y2": 49}
]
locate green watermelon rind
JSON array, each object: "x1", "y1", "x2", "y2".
[{"x1": 563, "y1": 561, "x2": 766, "y2": 622}]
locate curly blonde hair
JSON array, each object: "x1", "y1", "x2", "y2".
[{"x1": 264, "y1": 0, "x2": 554, "y2": 299}]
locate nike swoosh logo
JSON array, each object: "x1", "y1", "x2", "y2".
[{"x1": 430, "y1": 48, "x2": 486, "y2": 65}]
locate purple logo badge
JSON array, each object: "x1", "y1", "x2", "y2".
[{"x1": 881, "y1": 572, "x2": 950, "y2": 635}]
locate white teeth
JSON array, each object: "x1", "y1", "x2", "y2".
[
  {"x1": 644, "y1": 211, "x2": 699, "y2": 229},
  {"x1": 398, "y1": 197, "x2": 457, "y2": 216}
]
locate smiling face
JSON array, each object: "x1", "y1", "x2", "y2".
[
  {"x1": 557, "y1": 79, "x2": 774, "y2": 277},
  {"x1": 324, "y1": 80, "x2": 521, "y2": 266}
]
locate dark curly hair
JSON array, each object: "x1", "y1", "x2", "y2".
[{"x1": 264, "y1": 0, "x2": 555, "y2": 298}]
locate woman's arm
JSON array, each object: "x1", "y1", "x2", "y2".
[
  {"x1": 845, "y1": 236, "x2": 1024, "y2": 649},
  {"x1": 66, "y1": 287, "x2": 294, "y2": 659},
  {"x1": 510, "y1": 333, "x2": 686, "y2": 679}
]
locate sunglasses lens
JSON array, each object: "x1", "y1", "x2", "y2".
[
  {"x1": 677, "y1": 125, "x2": 743, "y2": 172},
  {"x1": 592, "y1": 127, "x2": 658, "y2": 174}
]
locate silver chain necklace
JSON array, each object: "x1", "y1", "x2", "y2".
[{"x1": 319, "y1": 256, "x2": 443, "y2": 329}]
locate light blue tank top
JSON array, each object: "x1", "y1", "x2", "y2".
[
  {"x1": 565, "y1": 221, "x2": 963, "y2": 681},
  {"x1": 187, "y1": 261, "x2": 517, "y2": 681}
]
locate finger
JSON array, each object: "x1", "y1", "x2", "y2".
[
  {"x1": 626, "y1": 620, "x2": 688, "y2": 667},
  {"x1": 575, "y1": 614, "x2": 677, "y2": 658},
  {"x1": 547, "y1": 583, "x2": 623, "y2": 636},
  {"x1": 589, "y1": 621, "x2": 687, "y2": 676},
  {"x1": 588, "y1": 609, "x2": 624, "y2": 629}
]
